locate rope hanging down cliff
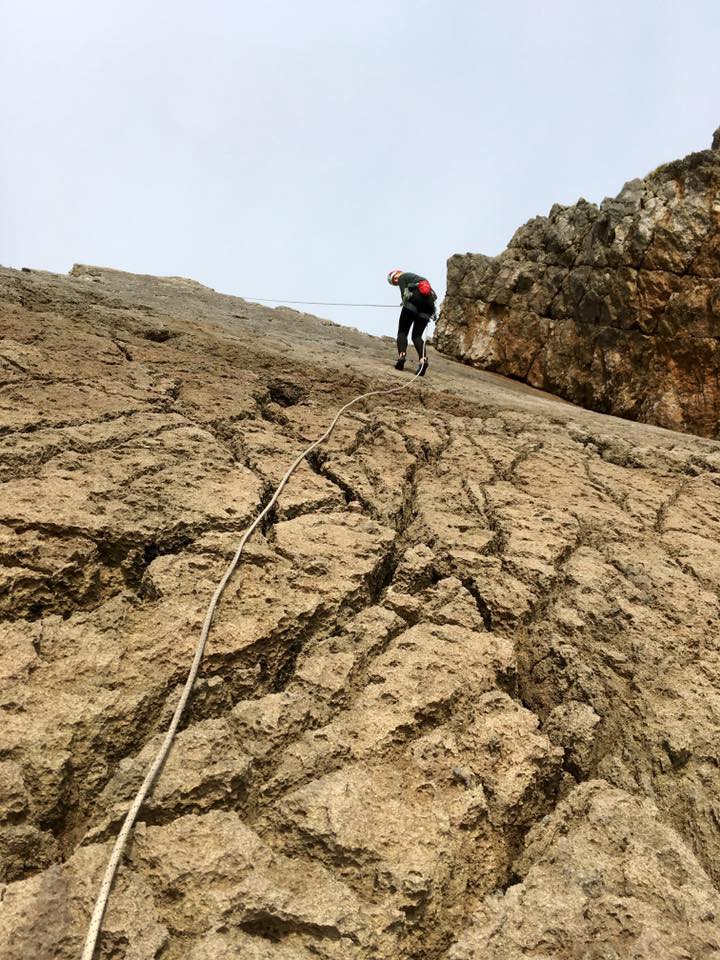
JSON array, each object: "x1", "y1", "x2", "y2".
[{"x1": 81, "y1": 345, "x2": 429, "y2": 960}]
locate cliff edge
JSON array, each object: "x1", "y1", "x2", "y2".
[{"x1": 436, "y1": 130, "x2": 720, "y2": 438}]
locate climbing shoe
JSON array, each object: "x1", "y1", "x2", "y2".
[
  {"x1": 395, "y1": 354, "x2": 406, "y2": 371},
  {"x1": 416, "y1": 357, "x2": 428, "y2": 377}
]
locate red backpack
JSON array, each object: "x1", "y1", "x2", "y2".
[{"x1": 408, "y1": 278, "x2": 437, "y2": 312}]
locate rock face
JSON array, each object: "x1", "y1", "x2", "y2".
[
  {"x1": 437, "y1": 137, "x2": 720, "y2": 438},
  {"x1": 2, "y1": 264, "x2": 720, "y2": 959}
]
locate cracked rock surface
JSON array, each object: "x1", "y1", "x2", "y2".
[
  {"x1": 2, "y1": 264, "x2": 720, "y2": 959},
  {"x1": 436, "y1": 133, "x2": 720, "y2": 438}
]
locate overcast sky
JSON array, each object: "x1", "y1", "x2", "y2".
[{"x1": 2, "y1": 0, "x2": 719, "y2": 336}]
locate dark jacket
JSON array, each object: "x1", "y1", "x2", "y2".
[{"x1": 396, "y1": 272, "x2": 437, "y2": 320}]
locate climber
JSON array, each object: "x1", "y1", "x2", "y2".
[{"x1": 387, "y1": 269, "x2": 437, "y2": 376}]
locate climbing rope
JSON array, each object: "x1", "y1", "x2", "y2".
[
  {"x1": 80, "y1": 343, "x2": 430, "y2": 960},
  {"x1": 245, "y1": 297, "x2": 398, "y2": 307}
]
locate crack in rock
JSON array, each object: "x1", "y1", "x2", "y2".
[{"x1": 3, "y1": 263, "x2": 720, "y2": 958}]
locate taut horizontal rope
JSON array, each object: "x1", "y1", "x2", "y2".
[{"x1": 245, "y1": 297, "x2": 399, "y2": 307}]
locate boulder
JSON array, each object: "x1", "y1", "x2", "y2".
[{"x1": 436, "y1": 137, "x2": 720, "y2": 437}]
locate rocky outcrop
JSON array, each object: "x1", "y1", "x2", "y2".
[
  {"x1": 437, "y1": 133, "x2": 720, "y2": 438},
  {"x1": 2, "y1": 265, "x2": 720, "y2": 959},
  {"x1": 449, "y1": 782, "x2": 720, "y2": 959}
]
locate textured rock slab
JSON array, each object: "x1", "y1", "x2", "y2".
[
  {"x1": 4, "y1": 265, "x2": 720, "y2": 958},
  {"x1": 0, "y1": 424, "x2": 263, "y2": 543},
  {"x1": 267, "y1": 609, "x2": 516, "y2": 796},
  {"x1": 0, "y1": 511, "x2": 394, "y2": 881},
  {"x1": 130, "y1": 812, "x2": 373, "y2": 944},
  {"x1": 272, "y1": 691, "x2": 562, "y2": 906},
  {"x1": 447, "y1": 781, "x2": 720, "y2": 959},
  {"x1": 85, "y1": 718, "x2": 253, "y2": 842},
  {"x1": 0, "y1": 842, "x2": 168, "y2": 960},
  {"x1": 0, "y1": 813, "x2": 369, "y2": 959}
]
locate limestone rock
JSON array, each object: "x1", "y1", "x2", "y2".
[
  {"x1": 0, "y1": 842, "x2": 168, "y2": 960},
  {"x1": 4, "y1": 264, "x2": 720, "y2": 958},
  {"x1": 129, "y1": 812, "x2": 372, "y2": 944},
  {"x1": 84, "y1": 718, "x2": 253, "y2": 843},
  {"x1": 187, "y1": 931, "x2": 361, "y2": 959},
  {"x1": 447, "y1": 781, "x2": 720, "y2": 958},
  {"x1": 543, "y1": 700, "x2": 601, "y2": 779},
  {"x1": 436, "y1": 143, "x2": 720, "y2": 437}
]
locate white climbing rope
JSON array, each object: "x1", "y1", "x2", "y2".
[{"x1": 80, "y1": 345, "x2": 430, "y2": 960}]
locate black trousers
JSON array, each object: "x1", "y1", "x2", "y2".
[{"x1": 396, "y1": 307, "x2": 429, "y2": 359}]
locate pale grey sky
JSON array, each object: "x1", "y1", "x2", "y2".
[{"x1": 2, "y1": 0, "x2": 719, "y2": 336}]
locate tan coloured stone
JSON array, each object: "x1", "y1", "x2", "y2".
[
  {"x1": 84, "y1": 718, "x2": 252, "y2": 843},
  {"x1": 0, "y1": 842, "x2": 168, "y2": 960},
  {"x1": 447, "y1": 781, "x2": 720, "y2": 959},
  {"x1": 3, "y1": 264, "x2": 720, "y2": 959}
]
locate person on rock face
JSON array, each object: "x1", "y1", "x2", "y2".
[{"x1": 387, "y1": 269, "x2": 437, "y2": 376}]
